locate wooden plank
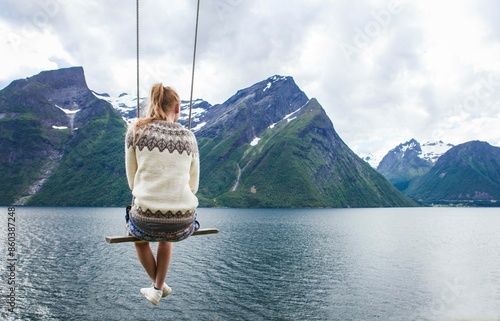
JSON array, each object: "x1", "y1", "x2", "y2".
[{"x1": 105, "y1": 228, "x2": 219, "y2": 244}]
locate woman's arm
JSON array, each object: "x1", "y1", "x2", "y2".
[
  {"x1": 125, "y1": 130, "x2": 138, "y2": 190},
  {"x1": 189, "y1": 154, "x2": 200, "y2": 194}
]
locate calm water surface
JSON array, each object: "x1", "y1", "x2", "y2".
[{"x1": 1, "y1": 207, "x2": 499, "y2": 321}]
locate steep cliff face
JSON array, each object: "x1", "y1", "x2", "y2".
[
  {"x1": 0, "y1": 70, "x2": 73, "y2": 204},
  {"x1": 0, "y1": 67, "x2": 129, "y2": 206}
]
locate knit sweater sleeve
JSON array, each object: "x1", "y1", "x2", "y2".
[
  {"x1": 125, "y1": 129, "x2": 137, "y2": 190},
  {"x1": 190, "y1": 152, "x2": 200, "y2": 194}
]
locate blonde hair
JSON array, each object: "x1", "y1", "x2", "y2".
[{"x1": 133, "y1": 83, "x2": 180, "y2": 131}]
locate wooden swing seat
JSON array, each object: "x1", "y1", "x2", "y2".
[{"x1": 105, "y1": 228, "x2": 219, "y2": 243}]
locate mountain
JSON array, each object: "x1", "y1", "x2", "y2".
[
  {"x1": 377, "y1": 139, "x2": 454, "y2": 191},
  {"x1": 361, "y1": 140, "x2": 453, "y2": 169},
  {"x1": 191, "y1": 75, "x2": 417, "y2": 207},
  {"x1": 404, "y1": 141, "x2": 500, "y2": 206},
  {"x1": 1, "y1": 68, "x2": 417, "y2": 207},
  {"x1": 0, "y1": 67, "x2": 130, "y2": 206}
]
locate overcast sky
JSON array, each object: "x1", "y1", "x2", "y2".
[{"x1": 1, "y1": 0, "x2": 500, "y2": 160}]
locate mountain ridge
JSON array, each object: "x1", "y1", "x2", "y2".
[
  {"x1": 375, "y1": 138, "x2": 499, "y2": 206},
  {"x1": 1, "y1": 66, "x2": 463, "y2": 207}
]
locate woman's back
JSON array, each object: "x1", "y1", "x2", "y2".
[{"x1": 125, "y1": 120, "x2": 199, "y2": 216}]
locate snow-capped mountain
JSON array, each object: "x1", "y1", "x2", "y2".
[
  {"x1": 361, "y1": 139, "x2": 454, "y2": 169},
  {"x1": 92, "y1": 92, "x2": 140, "y2": 122},
  {"x1": 391, "y1": 139, "x2": 454, "y2": 163},
  {"x1": 92, "y1": 91, "x2": 212, "y2": 130},
  {"x1": 375, "y1": 138, "x2": 455, "y2": 191}
]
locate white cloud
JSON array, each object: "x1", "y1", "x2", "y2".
[{"x1": 1, "y1": 0, "x2": 499, "y2": 158}]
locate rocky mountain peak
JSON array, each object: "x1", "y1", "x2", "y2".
[
  {"x1": 394, "y1": 138, "x2": 422, "y2": 155},
  {"x1": 196, "y1": 75, "x2": 308, "y2": 145},
  {"x1": 8, "y1": 66, "x2": 92, "y2": 112},
  {"x1": 377, "y1": 138, "x2": 432, "y2": 191}
]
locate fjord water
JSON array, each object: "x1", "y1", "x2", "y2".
[{"x1": 1, "y1": 207, "x2": 499, "y2": 321}]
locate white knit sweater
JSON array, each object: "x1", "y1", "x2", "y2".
[{"x1": 125, "y1": 121, "x2": 199, "y2": 224}]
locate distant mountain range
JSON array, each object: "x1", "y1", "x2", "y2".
[
  {"x1": 361, "y1": 140, "x2": 454, "y2": 168},
  {"x1": 376, "y1": 138, "x2": 500, "y2": 206},
  {"x1": 1, "y1": 66, "x2": 498, "y2": 207},
  {"x1": 377, "y1": 139, "x2": 454, "y2": 191}
]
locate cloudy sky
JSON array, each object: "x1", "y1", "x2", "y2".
[{"x1": 1, "y1": 0, "x2": 500, "y2": 160}]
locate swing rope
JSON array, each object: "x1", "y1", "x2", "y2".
[
  {"x1": 135, "y1": 0, "x2": 201, "y2": 130},
  {"x1": 136, "y1": 0, "x2": 140, "y2": 118},
  {"x1": 188, "y1": 0, "x2": 201, "y2": 130}
]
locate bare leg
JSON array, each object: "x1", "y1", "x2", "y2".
[
  {"x1": 154, "y1": 242, "x2": 172, "y2": 290},
  {"x1": 134, "y1": 242, "x2": 157, "y2": 282}
]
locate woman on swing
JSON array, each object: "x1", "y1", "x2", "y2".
[{"x1": 125, "y1": 83, "x2": 200, "y2": 305}]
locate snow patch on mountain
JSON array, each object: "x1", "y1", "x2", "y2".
[
  {"x1": 263, "y1": 75, "x2": 288, "y2": 92},
  {"x1": 55, "y1": 105, "x2": 80, "y2": 114},
  {"x1": 421, "y1": 140, "x2": 454, "y2": 163},
  {"x1": 400, "y1": 140, "x2": 419, "y2": 154},
  {"x1": 180, "y1": 99, "x2": 207, "y2": 123},
  {"x1": 270, "y1": 75, "x2": 287, "y2": 82},
  {"x1": 266, "y1": 100, "x2": 308, "y2": 130},
  {"x1": 284, "y1": 101, "x2": 308, "y2": 121},
  {"x1": 191, "y1": 121, "x2": 207, "y2": 132},
  {"x1": 93, "y1": 92, "x2": 140, "y2": 110},
  {"x1": 250, "y1": 137, "x2": 261, "y2": 146}
]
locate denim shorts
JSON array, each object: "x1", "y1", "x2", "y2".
[{"x1": 127, "y1": 212, "x2": 200, "y2": 242}]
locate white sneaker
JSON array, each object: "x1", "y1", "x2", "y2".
[
  {"x1": 161, "y1": 283, "x2": 172, "y2": 298},
  {"x1": 150, "y1": 282, "x2": 172, "y2": 298},
  {"x1": 140, "y1": 286, "x2": 162, "y2": 305}
]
